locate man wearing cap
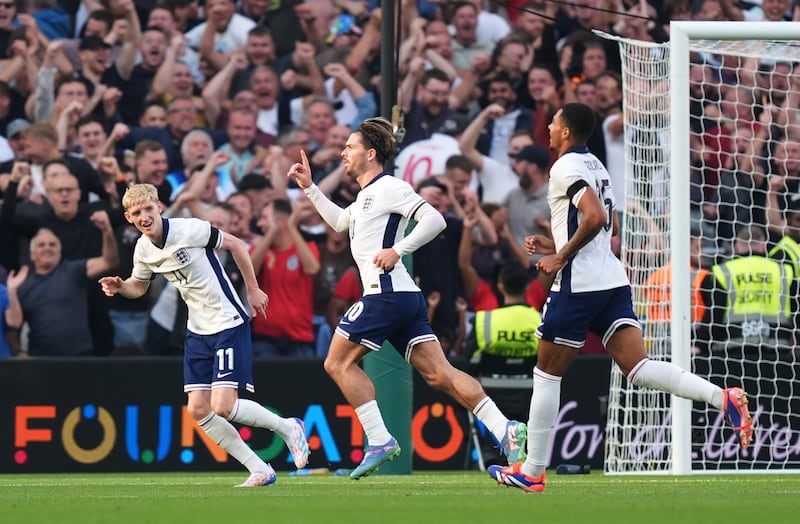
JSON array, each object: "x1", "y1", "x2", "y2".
[
  {"x1": 314, "y1": 11, "x2": 367, "y2": 74},
  {"x1": 70, "y1": 35, "x2": 124, "y2": 123},
  {"x1": 78, "y1": 34, "x2": 112, "y2": 69},
  {"x1": 3, "y1": 118, "x2": 28, "y2": 159},
  {"x1": 503, "y1": 143, "x2": 551, "y2": 252},
  {"x1": 60, "y1": 9, "x2": 121, "y2": 71}
]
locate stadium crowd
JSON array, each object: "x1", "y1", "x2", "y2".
[{"x1": 1, "y1": 0, "x2": 799, "y2": 359}]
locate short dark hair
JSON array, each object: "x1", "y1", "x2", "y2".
[
  {"x1": 42, "y1": 158, "x2": 73, "y2": 176},
  {"x1": 529, "y1": 62, "x2": 561, "y2": 85},
  {"x1": 487, "y1": 70, "x2": 515, "y2": 89},
  {"x1": 248, "y1": 25, "x2": 274, "y2": 39},
  {"x1": 76, "y1": 114, "x2": 105, "y2": 132},
  {"x1": 55, "y1": 77, "x2": 91, "y2": 98},
  {"x1": 357, "y1": 117, "x2": 396, "y2": 165},
  {"x1": 134, "y1": 139, "x2": 165, "y2": 160},
  {"x1": 272, "y1": 198, "x2": 292, "y2": 216},
  {"x1": 81, "y1": 9, "x2": 114, "y2": 37},
  {"x1": 445, "y1": 154, "x2": 474, "y2": 173},
  {"x1": 499, "y1": 260, "x2": 531, "y2": 296},
  {"x1": 560, "y1": 103, "x2": 596, "y2": 145},
  {"x1": 595, "y1": 70, "x2": 622, "y2": 88},
  {"x1": 420, "y1": 68, "x2": 451, "y2": 87},
  {"x1": 143, "y1": 25, "x2": 167, "y2": 38}
]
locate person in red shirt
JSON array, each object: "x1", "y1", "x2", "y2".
[{"x1": 249, "y1": 198, "x2": 320, "y2": 356}]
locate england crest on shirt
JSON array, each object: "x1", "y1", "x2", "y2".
[
  {"x1": 172, "y1": 248, "x2": 190, "y2": 264},
  {"x1": 362, "y1": 195, "x2": 374, "y2": 211}
]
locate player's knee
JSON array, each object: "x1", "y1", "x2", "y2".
[
  {"x1": 210, "y1": 399, "x2": 234, "y2": 419},
  {"x1": 186, "y1": 402, "x2": 212, "y2": 422},
  {"x1": 625, "y1": 357, "x2": 649, "y2": 386},
  {"x1": 323, "y1": 355, "x2": 340, "y2": 378}
]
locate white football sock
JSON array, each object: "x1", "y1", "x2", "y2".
[
  {"x1": 628, "y1": 358, "x2": 723, "y2": 409},
  {"x1": 228, "y1": 398, "x2": 294, "y2": 441},
  {"x1": 198, "y1": 412, "x2": 269, "y2": 473},
  {"x1": 472, "y1": 396, "x2": 509, "y2": 444},
  {"x1": 354, "y1": 400, "x2": 393, "y2": 446},
  {"x1": 522, "y1": 367, "x2": 562, "y2": 478}
]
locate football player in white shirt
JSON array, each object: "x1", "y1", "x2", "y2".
[
  {"x1": 488, "y1": 103, "x2": 754, "y2": 492},
  {"x1": 288, "y1": 117, "x2": 528, "y2": 480},
  {"x1": 99, "y1": 183, "x2": 310, "y2": 488}
]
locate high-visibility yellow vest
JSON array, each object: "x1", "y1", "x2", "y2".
[
  {"x1": 473, "y1": 304, "x2": 542, "y2": 358},
  {"x1": 768, "y1": 235, "x2": 800, "y2": 278},
  {"x1": 710, "y1": 256, "x2": 793, "y2": 324}
]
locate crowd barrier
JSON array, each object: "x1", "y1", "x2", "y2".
[{"x1": 1, "y1": 356, "x2": 611, "y2": 472}]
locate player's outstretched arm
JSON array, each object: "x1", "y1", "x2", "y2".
[{"x1": 98, "y1": 275, "x2": 150, "y2": 299}]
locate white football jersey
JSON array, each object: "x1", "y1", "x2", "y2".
[
  {"x1": 347, "y1": 174, "x2": 426, "y2": 295},
  {"x1": 548, "y1": 147, "x2": 629, "y2": 293},
  {"x1": 131, "y1": 218, "x2": 248, "y2": 335}
]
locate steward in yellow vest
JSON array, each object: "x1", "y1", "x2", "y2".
[
  {"x1": 464, "y1": 260, "x2": 542, "y2": 462},
  {"x1": 465, "y1": 261, "x2": 542, "y2": 376},
  {"x1": 768, "y1": 199, "x2": 800, "y2": 278},
  {"x1": 701, "y1": 255, "x2": 796, "y2": 353}
]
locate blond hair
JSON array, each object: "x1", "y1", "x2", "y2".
[{"x1": 122, "y1": 183, "x2": 159, "y2": 210}]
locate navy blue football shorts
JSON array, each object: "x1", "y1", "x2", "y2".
[
  {"x1": 334, "y1": 291, "x2": 438, "y2": 361},
  {"x1": 183, "y1": 321, "x2": 255, "y2": 393},
  {"x1": 535, "y1": 285, "x2": 640, "y2": 349}
]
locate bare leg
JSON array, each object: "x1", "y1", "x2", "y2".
[
  {"x1": 409, "y1": 340, "x2": 517, "y2": 448},
  {"x1": 323, "y1": 334, "x2": 374, "y2": 407},
  {"x1": 324, "y1": 334, "x2": 394, "y2": 447},
  {"x1": 408, "y1": 340, "x2": 486, "y2": 409}
]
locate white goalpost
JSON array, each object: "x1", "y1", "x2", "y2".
[{"x1": 602, "y1": 22, "x2": 800, "y2": 474}]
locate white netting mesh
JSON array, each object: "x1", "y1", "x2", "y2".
[
  {"x1": 601, "y1": 32, "x2": 800, "y2": 474},
  {"x1": 603, "y1": 36, "x2": 674, "y2": 474}
]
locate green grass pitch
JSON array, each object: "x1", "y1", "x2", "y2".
[{"x1": 1, "y1": 471, "x2": 798, "y2": 524}]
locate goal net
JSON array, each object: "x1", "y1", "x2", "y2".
[{"x1": 601, "y1": 22, "x2": 800, "y2": 474}]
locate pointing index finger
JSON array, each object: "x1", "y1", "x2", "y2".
[{"x1": 300, "y1": 149, "x2": 310, "y2": 171}]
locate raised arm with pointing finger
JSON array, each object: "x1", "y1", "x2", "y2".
[{"x1": 286, "y1": 118, "x2": 529, "y2": 481}]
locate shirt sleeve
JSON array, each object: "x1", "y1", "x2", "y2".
[{"x1": 130, "y1": 241, "x2": 153, "y2": 282}]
